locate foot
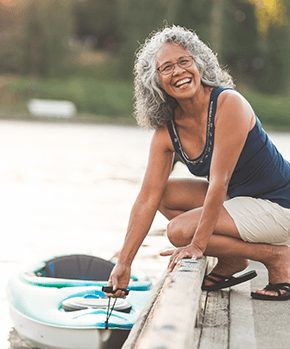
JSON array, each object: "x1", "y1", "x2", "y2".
[
  {"x1": 203, "y1": 257, "x2": 249, "y2": 288},
  {"x1": 252, "y1": 283, "x2": 290, "y2": 301},
  {"x1": 255, "y1": 245, "x2": 290, "y2": 298},
  {"x1": 202, "y1": 270, "x2": 257, "y2": 291}
]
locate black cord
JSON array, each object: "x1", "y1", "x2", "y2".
[{"x1": 105, "y1": 297, "x2": 118, "y2": 330}]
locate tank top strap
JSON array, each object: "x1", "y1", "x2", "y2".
[
  {"x1": 167, "y1": 87, "x2": 232, "y2": 159},
  {"x1": 209, "y1": 87, "x2": 232, "y2": 122}
]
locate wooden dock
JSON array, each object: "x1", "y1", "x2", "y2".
[
  {"x1": 122, "y1": 257, "x2": 206, "y2": 349},
  {"x1": 122, "y1": 257, "x2": 290, "y2": 349}
]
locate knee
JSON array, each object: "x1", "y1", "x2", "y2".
[
  {"x1": 166, "y1": 217, "x2": 190, "y2": 247},
  {"x1": 166, "y1": 219, "x2": 179, "y2": 246}
]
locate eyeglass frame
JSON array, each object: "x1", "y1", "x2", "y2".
[{"x1": 156, "y1": 55, "x2": 194, "y2": 75}]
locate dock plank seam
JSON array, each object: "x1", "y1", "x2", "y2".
[
  {"x1": 196, "y1": 262, "x2": 257, "y2": 349},
  {"x1": 197, "y1": 289, "x2": 230, "y2": 349},
  {"x1": 122, "y1": 257, "x2": 207, "y2": 349}
]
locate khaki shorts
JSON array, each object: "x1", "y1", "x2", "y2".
[{"x1": 223, "y1": 197, "x2": 290, "y2": 244}]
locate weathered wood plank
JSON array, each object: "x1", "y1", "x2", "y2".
[
  {"x1": 198, "y1": 290, "x2": 229, "y2": 349},
  {"x1": 122, "y1": 257, "x2": 206, "y2": 349},
  {"x1": 136, "y1": 258, "x2": 206, "y2": 349},
  {"x1": 121, "y1": 270, "x2": 168, "y2": 349},
  {"x1": 195, "y1": 257, "x2": 229, "y2": 349},
  {"x1": 230, "y1": 279, "x2": 257, "y2": 349},
  {"x1": 197, "y1": 258, "x2": 256, "y2": 349}
]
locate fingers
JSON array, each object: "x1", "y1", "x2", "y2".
[
  {"x1": 160, "y1": 249, "x2": 175, "y2": 257},
  {"x1": 108, "y1": 275, "x2": 118, "y2": 291},
  {"x1": 167, "y1": 249, "x2": 191, "y2": 272},
  {"x1": 105, "y1": 276, "x2": 124, "y2": 298},
  {"x1": 165, "y1": 246, "x2": 201, "y2": 272},
  {"x1": 105, "y1": 289, "x2": 127, "y2": 298},
  {"x1": 104, "y1": 263, "x2": 132, "y2": 298},
  {"x1": 160, "y1": 249, "x2": 179, "y2": 271},
  {"x1": 105, "y1": 270, "x2": 129, "y2": 298},
  {"x1": 104, "y1": 291, "x2": 126, "y2": 298},
  {"x1": 104, "y1": 286, "x2": 127, "y2": 298}
]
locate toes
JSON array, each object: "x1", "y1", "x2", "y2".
[{"x1": 255, "y1": 289, "x2": 285, "y2": 296}]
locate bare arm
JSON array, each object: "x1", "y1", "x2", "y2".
[
  {"x1": 192, "y1": 91, "x2": 255, "y2": 250},
  {"x1": 106, "y1": 126, "x2": 174, "y2": 296}
]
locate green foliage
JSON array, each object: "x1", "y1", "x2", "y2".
[
  {"x1": 116, "y1": 0, "x2": 214, "y2": 79},
  {"x1": 0, "y1": 29, "x2": 27, "y2": 74},
  {"x1": 7, "y1": 75, "x2": 134, "y2": 117},
  {"x1": 116, "y1": 0, "x2": 176, "y2": 79},
  {"x1": 168, "y1": 0, "x2": 213, "y2": 42},
  {"x1": 0, "y1": 0, "x2": 75, "y2": 77},
  {"x1": 223, "y1": 1, "x2": 260, "y2": 73},
  {"x1": 74, "y1": 0, "x2": 121, "y2": 50},
  {"x1": 114, "y1": 0, "x2": 290, "y2": 95},
  {"x1": 221, "y1": 0, "x2": 290, "y2": 95},
  {"x1": 1, "y1": 0, "x2": 290, "y2": 116},
  {"x1": 4, "y1": 71, "x2": 290, "y2": 130},
  {"x1": 242, "y1": 88, "x2": 290, "y2": 129},
  {"x1": 0, "y1": 3, "x2": 28, "y2": 74},
  {"x1": 25, "y1": 0, "x2": 76, "y2": 77},
  {"x1": 254, "y1": 24, "x2": 290, "y2": 94}
]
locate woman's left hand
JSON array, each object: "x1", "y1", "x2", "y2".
[{"x1": 160, "y1": 244, "x2": 203, "y2": 272}]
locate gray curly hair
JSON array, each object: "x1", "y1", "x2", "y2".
[{"x1": 134, "y1": 25, "x2": 235, "y2": 130}]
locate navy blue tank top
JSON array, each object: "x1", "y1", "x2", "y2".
[{"x1": 167, "y1": 87, "x2": 290, "y2": 209}]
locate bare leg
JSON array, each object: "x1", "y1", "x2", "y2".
[
  {"x1": 163, "y1": 202, "x2": 250, "y2": 286},
  {"x1": 159, "y1": 177, "x2": 209, "y2": 219},
  {"x1": 206, "y1": 235, "x2": 290, "y2": 296},
  {"x1": 159, "y1": 178, "x2": 290, "y2": 296},
  {"x1": 159, "y1": 178, "x2": 247, "y2": 274}
]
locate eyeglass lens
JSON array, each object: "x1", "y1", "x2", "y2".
[{"x1": 158, "y1": 56, "x2": 193, "y2": 75}]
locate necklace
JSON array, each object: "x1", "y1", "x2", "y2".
[{"x1": 171, "y1": 100, "x2": 213, "y2": 165}]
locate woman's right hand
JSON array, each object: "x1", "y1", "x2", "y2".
[{"x1": 105, "y1": 263, "x2": 131, "y2": 298}]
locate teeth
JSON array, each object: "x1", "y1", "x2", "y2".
[{"x1": 175, "y1": 78, "x2": 191, "y2": 87}]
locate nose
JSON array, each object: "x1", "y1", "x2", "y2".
[{"x1": 172, "y1": 63, "x2": 185, "y2": 75}]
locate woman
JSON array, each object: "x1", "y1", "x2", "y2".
[{"x1": 106, "y1": 25, "x2": 290, "y2": 301}]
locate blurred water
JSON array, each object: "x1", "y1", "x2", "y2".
[
  {"x1": 0, "y1": 120, "x2": 289, "y2": 348},
  {"x1": 0, "y1": 120, "x2": 174, "y2": 349}
]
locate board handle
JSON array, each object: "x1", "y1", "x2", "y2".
[{"x1": 102, "y1": 286, "x2": 129, "y2": 295}]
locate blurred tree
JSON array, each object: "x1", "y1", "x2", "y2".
[
  {"x1": 117, "y1": 0, "x2": 181, "y2": 79},
  {"x1": 74, "y1": 0, "x2": 121, "y2": 50},
  {"x1": 0, "y1": 1, "x2": 27, "y2": 74},
  {"x1": 245, "y1": 0, "x2": 290, "y2": 94},
  {"x1": 222, "y1": 0, "x2": 260, "y2": 82},
  {"x1": 210, "y1": 0, "x2": 224, "y2": 58},
  {"x1": 255, "y1": 20, "x2": 290, "y2": 94},
  {"x1": 246, "y1": 0, "x2": 287, "y2": 37},
  {"x1": 174, "y1": 0, "x2": 213, "y2": 43},
  {"x1": 207, "y1": 0, "x2": 290, "y2": 94},
  {"x1": 117, "y1": 0, "x2": 218, "y2": 79},
  {"x1": 24, "y1": 0, "x2": 76, "y2": 77},
  {"x1": 0, "y1": 0, "x2": 75, "y2": 77},
  {"x1": 2, "y1": 0, "x2": 289, "y2": 95}
]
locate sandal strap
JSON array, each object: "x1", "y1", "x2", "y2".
[
  {"x1": 265, "y1": 283, "x2": 290, "y2": 296},
  {"x1": 204, "y1": 272, "x2": 229, "y2": 285},
  {"x1": 208, "y1": 272, "x2": 229, "y2": 280},
  {"x1": 205, "y1": 276, "x2": 220, "y2": 284}
]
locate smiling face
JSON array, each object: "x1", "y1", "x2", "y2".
[{"x1": 156, "y1": 42, "x2": 202, "y2": 101}]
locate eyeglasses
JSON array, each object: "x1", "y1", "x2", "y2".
[{"x1": 157, "y1": 56, "x2": 194, "y2": 75}]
